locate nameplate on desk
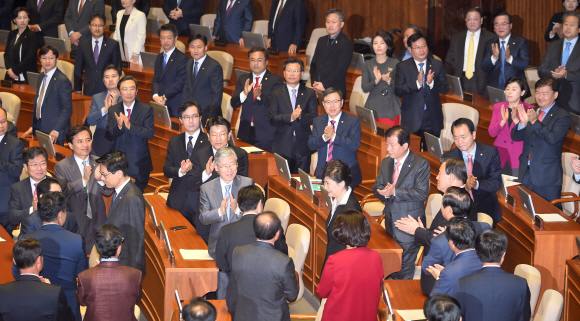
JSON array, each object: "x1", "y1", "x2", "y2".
[
  {"x1": 170, "y1": 120, "x2": 181, "y2": 132},
  {"x1": 69, "y1": 52, "x2": 76, "y2": 60},
  {"x1": 154, "y1": 226, "x2": 162, "y2": 240},
  {"x1": 463, "y1": 92, "x2": 474, "y2": 103},
  {"x1": 168, "y1": 250, "x2": 176, "y2": 266},
  {"x1": 534, "y1": 215, "x2": 545, "y2": 230},
  {"x1": 376, "y1": 127, "x2": 386, "y2": 137},
  {"x1": 506, "y1": 193, "x2": 517, "y2": 207},
  {"x1": 290, "y1": 178, "x2": 301, "y2": 191},
  {"x1": 268, "y1": 48, "x2": 279, "y2": 56},
  {"x1": 55, "y1": 152, "x2": 66, "y2": 161},
  {"x1": 214, "y1": 39, "x2": 227, "y2": 47},
  {"x1": 19, "y1": 138, "x2": 29, "y2": 148},
  {"x1": 121, "y1": 61, "x2": 129, "y2": 69},
  {"x1": 0, "y1": 80, "x2": 12, "y2": 89},
  {"x1": 312, "y1": 194, "x2": 322, "y2": 207}
]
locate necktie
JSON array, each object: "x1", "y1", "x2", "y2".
[
  {"x1": 539, "y1": 110, "x2": 546, "y2": 122},
  {"x1": 112, "y1": 191, "x2": 118, "y2": 203},
  {"x1": 225, "y1": 184, "x2": 232, "y2": 221},
  {"x1": 253, "y1": 76, "x2": 260, "y2": 101},
  {"x1": 467, "y1": 154, "x2": 474, "y2": 199},
  {"x1": 563, "y1": 42, "x2": 572, "y2": 67},
  {"x1": 274, "y1": 0, "x2": 285, "y2": 30},
  {"x1": 94, "y1": 40, "x2": 99, "y2": 64},
  {"x1": 327, "y1": 120, "x2": 336, "y2": 162},
  {"x1": 187, "y1": 136, "x2": 193, "y2": 158},
  {"x1": 465, "y1": 33, "x2": 475, "y2": 79},
  {"x1": 392, "y1": 161, "x2": 402, "y2": 185},
  {"x1": 226, "y1": 0, "x2": 234, "y2": 17},
  {"x1": 78, "y1": 0, "x2": 84, "y2": 16},
  {"x1": 33, "y1": 183, "x2": 38, "y2": 199},
  {"x1": 291, "y1": 88, "x2": 297, "y2": 136},
  {"x1": 177, "y1": 0, "x2": 182, "y2": 6},
  {"x1": 418, "y1": 63, "x2": 426, "y2": 110},
  {"x1": 36, "y1": 74, "x2": 48, "y2": 120},
  {"x1": 37, "y1": 0, "x2": 44, "y2": 11},
  {"x1": 163, "y1": 53, "x2": 167, "y2": 70},
  {"x1": 82, "y1": 160, "x2": 93, "y2": 219},
  {"x1": 194, "y1": 61, "x2": 199, "y2": 78},
  {"x1": 126, "y1": 109, "x2": 131, "y2": 120},
  {"x1": 499, "y1": 40, "x2": 506, "y2": 89}
]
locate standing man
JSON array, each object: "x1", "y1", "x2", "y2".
[
  {"x1": 398, "y1": 25, "x2": 423, "y2": 61},
  {"x1": 445, "y1": 8, "x2": 496, "y2": 97},
  {"x1": 0, "y1": 0, "x2": 15, "y2": 31},
  {"x1": 212, "y1": 0, "x2": 253, "y2": 46},
  {"x1": 373, "y1": 126, "x2": 430, "y2": 279},
  {"x1": 266, "y1": 0, "x2": 307, "y2": 53},
  {"x1": 310, "y1": 8, "x2": 353, "y2": 99},
  {"x1": 231, "y1": 47, "x2": 284, "y2": 152},
  {"x1": 64, "y1": 0, "x2": 105, "y2": 51},
  {"x1": 27, "y1": 0, "x2": 63, "y2": 37},
  {"x1": 105, "y1": 76, "x2": 155, "y2": 192},
  {"x1": 269, "y1": 57, "x2": 318, "y2": 174},
  {"x1": 162, "y1": 0, "x2": 205, "y2": 37},
  {"x1": 0, "y1": 106, "x2": 24, "y2": 234}
]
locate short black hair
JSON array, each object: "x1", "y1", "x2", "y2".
[
  {"x1": 96, "y1": 151, "x2": 129, "y2": 176},
  {"x1": 238, "y1": 185, "x2": 264, "y2": 213},
  {"x1": 372, "y1": 30, "x2": 395, "y2": 57},
  {"x1": 248, "y1": 47, "x2": 269, "y2": 61},
  {"x1": 442, "y1": 186, "x2": 472, "y2": 218},
  {"x1": 66, "y1": 125, "x2": 92, "y2": 145},
  {"x1": 13, "y1": 238, "x2": 42, "y2": 270},
  {"x1": 36, "y1": 177, "x2": 61, "y2": 198},
  {"x1": 332, "y1": 209, "x2": 371, "y2": 247},
  {"x1": 254, "y1": 212, "x2": 282, "y2": 240},
  {"x1": 385, "y1": 125, "x2": 410, "y2": 146},
  {"x1": 322, "y1": 87, "x2": 343, "y2": 100},
  {"x1": 178, "y1": 102, "x2": 201, "y2": 119},
  {"x1": 442, "y1": 158, "x2": 467, "y2": 184},
  {"x1": 206, "y1": 116, "x2": 231, "y2": 134},
  {"x1": 321, "y1": 159, "x2": 352, "y2": 187},
  {"x1": 451, "y1": 118, "x2": 475, "y2": 135},
  {"x1": 466, "y1": 7, "x2": 483, "y2": 18},
  {"x1": 95, "y1": 224, "x2": 123, "y2": 259},
  {"x1": 39, "y1": 45, "x2": 59, "y2": 59},
  {"x1": 563, "y1": 12, "x2": 580, "y2": 24},
  {"x1": 11, "y1": 7, "x2": 30, "y2": 20},
  {"x1": 476, "y1": 229, "x2": 508, "y2": 263},
  {"x1": 445, "y1": 217, "x2": 476, "y2": 250},
  {"x1": 89, "y1": 12, "x2": 106, "y2": 25},
  {"x1": 182, "y1": 297, "x2": 217, "y2": 321},
  {"x1": 407, "y1": 33, "x2": 426, "y2": 50},
  {"x1": 494, "y1": 11, "x2": 513, "y2": 24},
  {"x1": 158, "y1": 23, "x2": 178, "y2": 37},
  {"x1": 535, "y1": 77, "x2": 559, "y2": 92},
  {"x1": 23, "y1": 146, "x2": 47, "y2": 166},
  {"x1": 188, "y1": 33, "x2": 207, "y2": 46},
  {"x1": 283, "y1": 57, "x2": 304, "y2": 72},
  {"x1": 102, "y1": 64, "x2": 121, "y2": 78},
  {"x1": 117, "y1": 76, "x2": 138, "y2": 91},
  {"x1": 424, "y1": 294, "x2": 462, "y2": 321},
  {"x1": 326, "y1": 8, "x2": 344, "y2": 21},
  {"x1": 38, "y1": 192, "x2": 67, "y2": 223},
  {"x1": 505, "y1": 76, "x2": 531, "y2": 99}
]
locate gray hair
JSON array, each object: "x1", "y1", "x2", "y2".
[
  {"x1": 214, "y1": 147, "x2": 238, "y2": 164},
  {"x1": 326, "y1": 8, "x2": 344, "y2": 22},
  {"x1": 404, "y1": 24, "x2": 423, "y2": 36},
  {"x1": 563, "y1": 12, "x2": 580, "y2": 23}
]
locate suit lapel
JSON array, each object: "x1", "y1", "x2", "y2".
[
  {"x1": 231, "y1": 176, "x2": 242, "y2": 197},
  {"x1": 565, "y1": 39, "x2": 580, "y2": 67},
  {"x1": 43, "y1": 69, "x2": 60, "y2": 100},
  {"x1": 458, "y1": 30, "x2": 467, "y2": 64},
  {"x1": 396, "y1": 151, "x2": 414, "y2": 187},
  {"x1": 385, "y1": 157, "x2": 395, "y2": 185},
  {"x1": 335, "y1": 114, "x2": 348, "y2": 136},
  {"x1": 110, "y1": 180, "x2": 132, "y2": 214},
  {"x1": 192, "y1": 58, "x2": 209, "y2": 91},
  {"x1": 281, "y1": 85, "x2": 294, "y2": 113},
  {"x1": 97, "y1": 38, "x2": 111, "y2": 66},
  {"x1": 162, "y1": 50, "x2": 178, "y2": 77},
  {"x1": 179, "y1": 133, "x2": 189, "y2": 160},
  {"x1": 67, "y1": 156, "x2": 83, "y2": 180}
]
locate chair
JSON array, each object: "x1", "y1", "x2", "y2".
[
  {"x1": 310, "y1": 152, "x2": 318, "y2": 176},
  {"x1": 104, "y1": 5, "x2": 113, "y2": 26},
  {"x1": 550, "y1": 152, "x2": 580, "y2": 219},
  {"x1": 290, "y1": 298, "x2": 324, "y2": 320},
  {"x1": 254, "y1": 182, "x2": 265, "y2": 196},
  {"x1": 58, "y1": 24, "x2": 71, "y2": 52},
  {"x1": 206, "y1": 50, "x2": 234, "y2": 86},
  {"x1": 0, "y1": 52, "x2": 6, "y2": 80},
  {"x1": 0, "y1": 92, "x2": 21, "y2": 124},
  {"x1": 264, "y1": 198, "x2": 290, "y2": 232},
  {"x1": 221, "y1": 93, "x2": 234, "y2": 122},
  {"x1": 148, "y1": 7, "x2": 169, "y2": 24},
  {"x1": 201, "y1": 14, "x2": 217, "y2": 31},
  {"x1": 286, "y1": 224, "x2": 311, "y2": 302},
  {"x1": 514, "y1": 264, "x2": 542, "y2": 317},
  {"x1": 158, "y1": 40, "x2": 185, "y2": 54},
  {"x1": 525, "y1": 67, "x2": 539, "y2": 105},
  {"x1": 42, "y1": 60, "x2": 74, "y2": 84},
  {"x1": 360, "y1": 193, "x2": 385, "y2": 222},
  {"x1": 88, "y1": 245, "x2": 100, "y2": 268},
  {"x1": 425, "y1": 194, "x2": 443, "y2": 229},
  {"x1": 477, "y1": 212, "x2": 493, "y2": 227},
  {"x1": 252, "y1": 20, "x2": 269, "y2": 35},
  {"x1": 532, "y1": 289, "x2": 563, "y2": 321},
  {"x1": 348, "y1": 76, "x2": 369, "y2": 114},
  {"x1": 234, "y1": 105, "x2": 241, "y2": 138},
  {"x1": 302, "y1": 28, "x2": 328, "y2": 81},
  {"x1": 440, "y1": 103, "x2": 479, "y2": 151}
]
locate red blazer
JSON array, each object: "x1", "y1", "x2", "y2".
[
  {"x1": 317, "y1": 247, "x2": 384, "y2": 321},
  {"x1": 76, "y1": 260, "x2": 143, "y2": 321}
]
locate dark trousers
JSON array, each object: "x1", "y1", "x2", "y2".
[
  {"x1": 413, "y1": 111, "x2": 437, "y2": 151},
  {"x1": 0, "y1": 212, "x2": 14, "y2": 236},
  {"x1": 289, "y1": 136, "x2": 311, "y2": 174},
  {"x1": 390, "y1": 241, "x2": 421, "y2": 280},
  {"x1": 521, "y1": 167, "x2": 562, "y2": 210},
  {"x1": 188, "y1": 191, "x2": 210, "y2": 244},
  {"x1": 132, "y1": 175, "x2": 150, "y2": 193}
]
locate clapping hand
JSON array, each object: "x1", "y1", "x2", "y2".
[
  {"x1": 552, "y1": 65, "x2": 567, "y2": 79},
  {"x1": 180, "y1": 159, "x2": 193, "y2": 174},
  {"x1": 426, "y1": 69, "x2": 435, "y2": 86},
  {"x1": 205, "y1": 156, "x2": 216, "y2": 175},
  {"x1": 426, "y1": 264, "x2": 445, "y2": 279},
  {"x1": 323, "y1": 125, "x2": 335, "y2": 141},
  {"x1": 570, "y1": 155, "x2": 580, "y2": 175},
  {"x1": 291, "y1": 105, "x2": 302, "y2": 121}
]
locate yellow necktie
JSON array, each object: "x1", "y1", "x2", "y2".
[{"x1": 465, "y1": 33, "x2": 475, "y2": 79}]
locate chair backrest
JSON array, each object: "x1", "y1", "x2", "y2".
[
  {"x1": 0, "y1": 92, "x2": 21, "y2": 124},
  {"x1": 235, "y1": 105, "x2": 241, "y2": 138},
  {"x1": 440, "y1": 103, "x2": 479, "y2": 151},
  {"x1": 148, "y1": 7, "x2": 169, "y2": 24},
  {"x1": 0, "y1": 51, "x2": 4, "y2": 68},
  {"x1": 306, "y1": 28, "x2": 328, "y2": 65},
  {"x1": 252, "y1": 20, "x2": 269, "y2": 35},
  {"x1": 201, "y1": 14, "x2": 217, "y2": 29},
  {"x1": 206, "y1": 50, "x2": 234, "y2": 81},
  {"x1": 315, "y1": 298, "x2": 326, "y2": 321},
  {"x1": 561, "y1": 152, "x2": 580, "y2": 216},
  {"x1": 286, "y1": 224, "x2": 311, "y2": 302},
  {"x1": 254, "y1": 182, "x2": 265, "y2": 196},
  {"x1": 310, "y1": 152, "x2": 318, "y2": 176},
  {"x1": 514, "y1": 264, "x2": 542, "y2": 316},
  {"x1": 57, "y1": 24, "x2": 71, "y2": 52},
  {"x1": 89, "y1": 245, "x2": 100, "y2": 268},
  {"x1": 43, "y1": 60, "x2": 74, "y2": 84},
  {"x1": 264, "y1": 198, "x2": 291, "y2": 232},
  {"x1": 349, "y1": 76, "x2": 369, "y2": 115},
  {"x1": 104, "y1": 5, "x2": 113, "y2": 26},
  {"x1": 425, "y1": 194, "x2": 443, "y2": 229},
  {"x1": 524, "y1": 67, "x2": 539, "y2": 105},
  {"x1": 477, "y1": 212, "x2": 493, "y2": 227},
  {"x1": 532, "y1": 289, "x2": 563, "y2": 321},
  {"x1": 221, "y1": 92, "x2": 233, "y2": 122}
]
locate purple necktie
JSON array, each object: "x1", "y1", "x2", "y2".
[
  {"x1": 94, "y1": 40, "x2": 99, "y2": 64},
  {"x1": 225, "y1": 0, "x2": 234, "y2": 17},
  {"x1": 37, "y1": 0, "x2": 43, "y2": 11}
]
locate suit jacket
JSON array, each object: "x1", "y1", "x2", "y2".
[
  {"x1": 105, "y1": 101, "x2": 155, "y2": 180},
  {"x1": 105, "y1": 179, "x2": 146, "y2": 276},
  {"x1": 199, "y1": 175, "x2": 254, "y2": 258},
  {"x1": 444, "y1": 29, "x2": 496, "y2": 96},
  {"x1": 308, "y1": 112, "x2": 362, "y2": 186},
  {"x1": 8, "y1": 176, "x2": 69, "y2": 225},
  {"x1": 452, "y1": 267, "x2": 531, "y2": 321},
  {"x1": 373, "y1": 150, "x2": 430, "y2": 243},
  {"x1": 395, "y1": 56, "x2": 449, "y2": 135},
  {"x1": 267, "y1": 0, "x2": 307, "y2": 51},
  {"x1": 231, "y1": 70, "x2": 284, "y2": 152},
  {"x1": 151, "y1": 48, "x2": 189, "y2": 117},
  {"x1": 511, "y1": 104, "x2": 571, "y2": 187},
  {"x1": 3, "y1": 28, "x2": 41, "y2": 83},
  {"x1": 112, "y1": 8, "x2": 146, "y2": 63},
  {"x1": 309, "y1": 32, "x2": 353, "y2": 98},
  {"x1": 232, "y1": 241, "x2": 298, "y2": 321},
  {"x1": 20, "y1": 210, "x2": 79, "y2": 239},
  {"x1": 430, "y1": 249, "x2": 482, "y2": 296},
  {"x1": 162, "y1": 0, "x2": 204, "y2": 36},
  {"x1": 0, "y1": 275, "x2": 74, "y2": 321},
  {"x1": 181, "y1": 56, "x2": 224, "y2": 121},
  {"x1": 74, "y1": 37, "x2": 121, "y2": 96},
  {"x1": 442, "y1": 143, "x2": 502, "y2": 224},
  {"x1": 76, "y1": 261, "x2": 143, "y2": 321},
  {"x1": 212, "y1": 0, "x2": 253, "y2": 44},
  {"x1": 481, "y1": 35, "x2": 530, "y2": 89},
  {"x1": 26, "y1": 0, "x2": 63, "y2": 37},
  {"x1": 0, "y1": 134, "x2": 24, "y2": 219},
  {"x1": 269, "y1": 84, "x2": 318, "y2": 157},
  {"x1": 85, "y1": 91, "x2": 122, "y2": 156},
  {"x1": 64, "y1": 0, "x2": 105, "y2": 51},
  {"x1": 111, "y1": 0, "x2": 150, "y2": 23},
  {"x1": 538, "y1": 37, "x2": 580, "y2": 113},
  {"x1": 0, "y1": 0, "x2": 15, "y2": 30},
  {"x1": 31, "y1": 68, "x2": 73, "y2": 146}
]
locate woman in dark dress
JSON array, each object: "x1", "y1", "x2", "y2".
[
  {"x1": 545, "y1": 0, "x2": 579, "y2": 42},
  {"x1": 4, "y1": 7, "x2": 42, "y2": 84}
]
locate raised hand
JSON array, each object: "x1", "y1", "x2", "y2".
[
  {"x1": 205, "y1": 156, "x2": 215, "y2": 175},
  {"x1": 491, "y1": 43, "x2": 500, "y2": 60}
]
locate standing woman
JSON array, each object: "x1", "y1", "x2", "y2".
[
  {"x1": 4, "y1": 7, "x2": 42, "y2": 84},
  {"x1": 545, "y1": 0, "x2": 578, "y2": 42},
  {"x1": 112, "y1": 0, "x2": 146, "y2": 65},
  {"x1": 361, "y1": 30, "x2": 401, "y2": 126}
]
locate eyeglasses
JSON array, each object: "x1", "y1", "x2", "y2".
[
  {"x1": 250, "y1": 58, "x2": 265, "y2": 63},
  {"x1": 100, "y1": 171, "x2": 113, "y2": 177},
  {"x1": 411, "y1": 44, "x2": 427, "y2": 51},
  {"x1": 216, "y1": 163, "x2": 237, "y2": 170},
  {"x1": 90, "y1": 24, "x2": 104, "y2": 28},
  {"x1": 285, "y1": 69, "x2": 301, "y2": 74},
  {"x1": 210, "y1": 132, "x2": 228, "y2": 138},
  {"x1": 121, "y1": 86, "x2": 136, "y2": 92},
  {"x1": 494, "y1": 22, "x2": 510, "y2": 27},
  {"x1": 323, "y1": 99, "x2": 341, "y2": 105},
  {"x1": 181, "y1": 114, "x2": 199, "y2": 121},
  {"x1": 28, "y1": 162, "x2": 47, "y2": 168},
  {"x1": 40, "y1": 56, "x2": 56, "y2": 61}
]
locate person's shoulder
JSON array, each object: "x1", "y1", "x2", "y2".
[
  {"x1": 480, "y1": 29, "x2": 496, "y2": 40},
  {"x1": 237, "y1": 175, "x2": 254, "y2": 186},
  {"x1": 136, "y1": 100, "x2": 153, "y2": 110},
  {"x1": 11, "y1": 177, "x2": 29, "y2": 190},
  {"x1": 4, "y1": 133, "x2": 23, "y2": 147},
  {"x1": 265, "y1": 70, "x2": 283, "y2": 82},
  {"x1": 450, "y1": 29, "x2": 467, "y2": 42},
  {"x1": 168, "y1": 132, "x2": 186, "y2": 145},
  {"x1": 299, "y1": 84, "x2": 316, "y2": 95},
  {"x1": 205, "y1": 55, "x2": 222, "y2": 68}
]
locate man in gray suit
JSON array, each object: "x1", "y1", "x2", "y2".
[
  {"x1": 232, "y1": 212, "x2": 298, "y2": 321},
  {"x1": 373, "y1": 125, "x2": 430, "y2": 279},
  {"x1": 64, "y1": 0, "x2": 105, "y2": 51}
]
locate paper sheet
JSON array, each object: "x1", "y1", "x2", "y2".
[
  {"x1": 502, "y1": 174, "x2": 521, "y2": 188},
  {"x1": 179, "y1": 249, "x2": 214, "y2": 260},
  {"x1": 0, "y1": 237, "x2": 5, "y2": 242},
  {"x1": 240, "y1": 146, "x2": 264, "y2": 153},
  {"x1": 536, "y1": 214, "x2": 568, "y2": 222},
  {"x1": 396, "y1": 309, "x2": 426, "y2": 320}
]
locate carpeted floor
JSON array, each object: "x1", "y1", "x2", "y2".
[{"x1": 289, "y1": 288, "x2": 321, "y2": 319}]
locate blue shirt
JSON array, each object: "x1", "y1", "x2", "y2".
[{"x1": 564, "y1": 36, "x2": 578, "y2": 56}]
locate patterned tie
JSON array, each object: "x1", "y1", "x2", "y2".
[
  {"x1": 467, "y1": 154, "x2": 474, "y2": 199},
  {"x1": 225, "y1": 0, "x2": 234, "y2": 17},
  {"x1": 253, "y1": 76, "x2": 260, "y2": 101},
  {"x1": 78, "y1": 0, "x2": 84, "y2": 16},
  {"x1": 33, "y1": 183, "x2": 38, "y2": 199},
  {"x1": 563, "y1": 42, "x2": 572, "y2": 67},
  {"x1": 112, "y1": 191, "x2": 118, "y2": 203},
  {"x1": 194, "y1": 61, "x2": 199, "y2": 78},
  {"x1": 126, "y1": 108, "x2": 131, "y2": 120},
  {"x1": 36, "y1": 74, "x2": 48, "y2": 120},
  {"x1": 392, "y1": 161, "x2": 402, "y2": 185},
  {"x1": 499, "y1": 40, "x2": 506, "y2": 89},
  {"x1": 162, "y1": 53, "x2": 167, "y2": 70},
  {"x1": 465, "y1": 33, "x2": 475, "y2": 79},
  {"x1": 82, "y1": 160, "x2": 92, "y2": 219},
  {"x1": 225, "y1": 184, "x2": 232, "y2": 221},
  {"x1": 177, "y1": 0, "x2": 182, "y2": 6},
  {"x1": 327, "y1": 120, "x2": 336, "y2": 162},
  {"x1": 37, "y1": 0, "x2": 44, "y2": 11},
  {"x1": 418, "y1": 63, "x2": 426, "y2": 110},
  {"x1": 291, "y1": 88, "x2": 297, "y2": 136},
  {"x1": 94, "y1": 40, "x2": 99, "y2": 64},
  {"x1": 187, "y1": 136, "x2": 193, "y2": 158}
]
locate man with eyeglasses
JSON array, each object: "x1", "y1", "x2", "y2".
[
  {"x1": 105, "y1": 76, "x2": 155, "y2": 192},
  {"x1": 0, "y1": 106, "x2": 24, "y2": 235},
  {"x1": 64, "y1": 0, "x2": 105, "y2": 52},
  {"x1": 73, "y1": 13, "x2": 121, "y2": 97},
  {"x1": 482, "y1": 11, "x2": 530, "y2": 90}
]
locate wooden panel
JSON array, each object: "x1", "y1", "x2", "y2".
[
  {"x1": 0, "y1": 226, "x2": 15, "y2": 285},
  {"x1": 565, "y1": 261, "x2": 580, "y2": 321}
]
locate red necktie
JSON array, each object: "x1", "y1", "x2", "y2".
[
  {"x1": 327, "y1": 120, "x2": 336, "y2": 162},
  {"x1": 127, "y1": 109, "x2": 131, "y2": 120},
  {"x1": 467, "y1": 154, "x2": 474, "y2": 199},
  {"x1": 393, "y1": 161, "x2": 401, "y2": 185},
  {"x1": 251, "y1": 76, "x2": 260, "y2": 124},
  {"x1": 539, "y1": 110, "x2": 545, "y2": 122},
  {"x1": 78, "y1": 0, "x2": 84, "y2": 16},
  {"x1": 33, "y1": 183, "x2": 38, "y2": 199}
]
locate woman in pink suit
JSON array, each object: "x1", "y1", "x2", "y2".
[{"x1": 488, "y1": 76, "x2": 534, "y2": 176}]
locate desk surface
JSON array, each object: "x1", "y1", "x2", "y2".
[{"x1": 379, "y1": 280, "x2": 427, "y2": 321}]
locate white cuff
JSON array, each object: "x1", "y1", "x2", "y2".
[
  {"x1": 239, "y1": 91, "x2": 247, "y2": 103},
  {"x1": 101, "y1": 107, "x2": 107, "y2": 117},
  {"x1": 507, "y1": 56, "x2": 513, "y2": 64},
  {"x1": 416, "y1": 80, "x2": 422, "y2": 89},
  {"x1": 574, "y1": 173, "x2": 580, "y2": 182},
  {"x1": 29, "y1": 206, "x2": 34, "y2": 214},
  {"x1": 152, "y1": 94, "x2": 159, "y2": 99},
  {"x1": 178, "y1": 170, "x2": 186, "y2": 177},
  {"x1": 202, "y1": 170, "x2": 211, "y2": 182},
  {"x1": 69, "y1": 31, "x2": 74, "y2": 36},
  {"x1": 491, "y1": 56, "x2": 498, "y2": 65}
]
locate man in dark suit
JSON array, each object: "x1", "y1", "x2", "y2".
[
  {"x1": 372, "y1": 126, "x2": 430, "y2": 279},
  {"x1": 162, "y1": 0, "x2": 205, "y2": 37},
  {"x1": 481, "y1": 12, "x2": 530, "y2": 90},
  {"x1": 73, "y1": 13, "x2": 122, "y2": 97},
  {"x1": 105, "y1": 76, "x2": 155, "y2": 192},
  {"x1": 85, "y1": 64, "x2": 122, "y2": 156},
  {"x1": 308, "y1": 88, "x2": 361, "y2": 187},
  {"x1": 266, "y1": 0, "x2": 306, "y2": 53},
  {"x1": 27, "y1": 0, "x2": 62, "y2": 37},
  {"x1": 22, "y1": 46, "x2": 72, "y2": 146},
  {"x1": 231, "y1": 47, "x2": 284, "y2": 152},
  {"x1": 232, "y1": 212, "x2": 298, "y2": 321},
  {"x1": 445, "y1": 8, "x2": 496, "y2": 97},
  {"x1": 0, "y1": 106, "x2": 24, "y2": 234},
  {"x1": 76, "y1": 224, "x2": 143, "y2": 321},
  {"x1": 395, "y1": 33, "x2": 449, "y2": 147},
  {"x1": 212, "y1": 0, "x2": 253, "y2": 45},
  {"x1": 152, "y1": 23, "x2": 189, "y2": 118},
  {"x1": 269, "y1": 57, "x2": 318, "y2": 173},
  {"x1": 538, "y1": 12, "x2": 580, "y2": 113},
  {"x1": 397, "y1": 25, "x2": 423, "y2": 61},
  {"x1": 64, "y1": 0, "x2": 105, "y2": 51},
  {"x1": 96, "y1": 151, "x2": 146, "y2": 276},
  {"x1": 0, "y1": 0, "x2": 15, "y2": 31},
  {"x1": 442, "y1": 118, "x2": 502, "y2": 224},
  {"x1": 110, "y1": 0, "x2": 150, "y2": 23},
  {"x1": 0, "y1": 239, "x2": 75, "y2": 321},
  {"x1": 182, "y1": 34, "x2": 224, "y2": 121},
  {"x1": 310, "y1": 8, "x2": 352, "y2": 98},
  {"x1": 511, "y1": 77, "x2": 571, "y2": 204},
  {"x1": 424, "y1": 294, "x2": 462, "y2": 321},
  {"x1": 452, "y1": 229, "x2": 531, "y2": 321}
]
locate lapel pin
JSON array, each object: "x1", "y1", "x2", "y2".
[
  {"x1": 265, "y1": 77, "x2": 267, "y2": 80},
  {"x1": 341, "y1": 120, "x2": 343, "y2": 123},
  {"x1": 335, "y1": 40, "x2": 338, "y2": 44},
  {"x1": 104, "y1": 43, "x2": 106, "y2": 46},
  {"x1": 408, "y1": 165, "x2": 411, "y2": 167},
  {"x1": 550, "y1": 114, "x2": 553, "y2": 116},
  {"x1": 200, "y1": 141, "x2": 203, "y2": 143},
  {"x1": 301, "y1": 93, "x2": 303, "y2": 95},
  {"x1": 171, "y1": 59, "x2": 173, "y2": 62},
  {"x1": 480, "y1": 153, "x2": 483, "y2": 156}
]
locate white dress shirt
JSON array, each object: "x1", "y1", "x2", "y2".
[
  {"x1": 460, "y1": 143, "x2": 480, "y2": 190},
  {"x1": 36, "y1": 67, "x2": 58, "y2": 119},
  {"x1": 391, "y1": 149, "x2": 410, "y2": 197},
  {"x1": 271, "y1": 0, "x2": 287, "y2": 31},
  {"x1": 330, "y1": 186, "x2": 352, "y2": 222},
  {"x1": 92, "y1": 36, "x2": 104, "y2": 55},
  {"x1": 193, "y1": 54, "x2": 207, "y2": 73},
  {"x1": 490, "y1": 34, "x2": 514, "y2": 65},
  {"x1": 463, "y1": 29, "x2": 481, "y2": 72},
  {"x1": 74, "y1": 155, "x2": 90, "y2": 187},
  {"x1": 29, "y1": 176, "x2": 45, "y2": 214},
  {"x1": 178, "y1": 129, "x2": 201, "y2": 177},
  {"x1": 14, "y1": 34, "x2": 24, "y2": 81},
  {"x1": 114, "y1": 177, "x2": 132, "y2": 196},
  {"x1": 239, "y1": 69, "x2": 266, "y2": 103}
]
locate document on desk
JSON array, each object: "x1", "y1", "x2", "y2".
[
  {"x1": 293, "y1": 177, "x2": 323, "y2": 184},
  {"x1": 0, "y1": 236, "x2": 5, "y2": 242},
  {"x1": 179, "y1": 249, "x2": 214, "y2": 260},
  {"x1": 240, "y1": 146, "x2": 264, "y2": 153},
  {"x1": 536, "y1": 214, "x2": 569, "y2": 222},
  {"x1": 396, "y1": 309, "x2": 426, "y2": 321}
]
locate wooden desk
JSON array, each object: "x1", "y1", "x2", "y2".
[
  {"x1": 170, "y1": 300, "x2": 231, "y2": 321},
  {"x1": 140, "y1": 194, "x2": 218, "y2": 321},
  {"x1": 564, "y1": 260, "x2": 580, "y2": 321},
  {"x1": 0, "y1": 226, "x2": 15, "y2": 285},
  {"x1": 19, "y1": 134, "x2": 73, "y2": 173},
  {"x1": 379, "y1": 280, "x2": 427, "y2": 321}
]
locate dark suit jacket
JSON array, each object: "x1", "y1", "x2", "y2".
[
  {"x1": 3, "y1": 28, "x2": 41, "y2": 83},
  {"x1": 8, "y1": 176, "x2": 69, "y2": 225},
  {"x1": 7, "y1": 122, "x2": 17, "y2": 137},
  {"x1": 395, "y1": 57, "x2": 449, "y2": 135},
  {"x1": 444, "y1": 29, "x2": 496, "y2": 96},
  {"x1": 0, "y1": 275, "x2": 74, "y2": 321},
  {"x1": 309, "y1": 32, "x2": 353, "y2": 98},
  {"x1": 231, "y1": 70, "x2": 284, "y2": 152},
  {"x1": 481, "y1": 35, "x2": 530, "y2": 89},
  {"x1": 511, "y1": 104, "x2": 571, "y2": 187},
  {"x1": 212, "y1": 0, "x2": 253, "y2": 44},
  {"x1": 162, "y1": 0, "x2": 205, "y2": 36},
  {"x1": 31, "y1": 68, "x2": 73, "y2": 146},
  {"x1": 64, "y1": 0, "x2": 105, "y2": 51},
  {"x1": 76, "y1": 261, "x2": 143, "y2": 321},
  {"x1": 111, "y1": 0, "x2": 150, "y2": 23},
  {"x1": 181, "y1": 56, "x2": 224, "y2": 121},
  {"x1": 0, "y1": 0, "x2": 15, "y2": 30},
  {"x1": 20, "y1": 210, "x2": 79, "y2": 238},
  {"x1": 151, "y1": 48, "x2": 189, "y2": 117},
  {"x1": 431, "y1": 249, "x2": 482, "y2": 296},
  {"x1": 267, "y1": 0, "x2": 306, "y2": 51},
  {"x1": 452, "y1": 267, "x2": 531, "y2": 321},
  {"x1": 26, "y1": 0, "x2": 63, "y2": 37},
  {"x1": 0, "y1": 134, "x2": 24, "y2": 220},
  {"x1": 85, "y1": 91, "x2": 122, "y2": 156},
  {"x1": 308, "y1": 112, "x2": 362, "y2": 186},
  {"x1": 74, "y1": 37, "x2": 121, "y2": 96}
]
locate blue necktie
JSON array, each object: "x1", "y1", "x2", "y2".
[
  {"x1": 225, "y1": 184, "x2": 232, "y2": 221},
  {"x1": 194, "y1": 61, "x2": 199, "y2": 78},
  {"x1": 177, "y1": 0, "x2": 182, "y2": 6},
  {"x1": 162, "y1": 53, "x2": 167, "y2": 70},
  {"x1": 418, "y1": 62, "x2": 426, "y2": 110},
  {"x1": 563, "y1": 41, "x2": 572, "y2": 67},
  {"x1": 112, "y1": 191, "x2": 118, "y2": 203},
  {"x1": 499, "y1": 40, "x2": 506, "y2": 89},
  {"x1": 187, "y1": 136, "x2": 193, "y2": 158}
]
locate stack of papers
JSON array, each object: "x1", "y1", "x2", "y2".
[
  {"x1": 536, "y1": 214, "x2": 568, "y2": 222},
  {"x1": 0, "y1": 236, "x2": 5, "y2": 242},
  {"x1": 240, "y1": 146, "x2": 264, "y2": 153},
  {"x1": 396, "y1": 309, "x2": 426, "y2": 320},
  {"x1": 502, "y1": 174, "x2": 521, "y2": 188},
  {"x1": 179, "y1": 249, "x2": 214, "y2": 260}
]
